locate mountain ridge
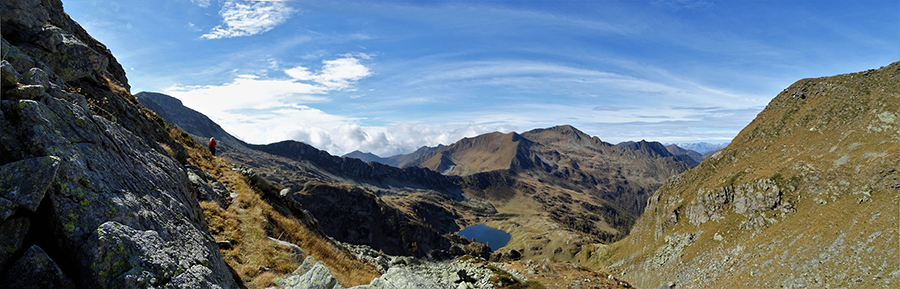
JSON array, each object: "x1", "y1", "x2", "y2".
[
  {"x1": 588, "y1": 62, "x2": 900, "y2": 288},
  {"x1": 664, "y1": 144, "x2": 704, "y2": 167},
  {"x1": 392, "y1": 125, "x2": 691, "y2": 216}
]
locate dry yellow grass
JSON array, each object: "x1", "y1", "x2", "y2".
[
  {"x1": 197, "y1": 154, "x2": 379, "y2": 288},
  {"x1": 145, "y1": 112, "x2": 380, "y2": 288},
  {"x1": 585, "y1": 62, "x2": 900, "y2": 288}
]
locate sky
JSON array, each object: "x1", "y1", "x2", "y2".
[{"x1": 63, "y1": 0, "x2": 899, "y2": 157}]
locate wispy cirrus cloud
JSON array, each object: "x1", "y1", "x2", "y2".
[
  {"x1": 397, "y1": 60, "x2": 766, "y2": 111},
  {"x1": 202, "y1": 0, "x2": 296, "y2": 39},
  {"x1": 189, "y1": 0, "x2": 211, "y2": 8}
]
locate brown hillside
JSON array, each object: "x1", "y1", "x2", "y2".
[
  {"x1": 420, "y1": 132, "x2": 535, "y2": 176},
  {"x1": 587, "y1": 62, "x2": 900, "y2": 288},
  {"x1": 520, "y1": 124, "x2": 606, "y2": 148}
]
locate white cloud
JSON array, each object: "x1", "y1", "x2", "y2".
[
  {"x1": 165, "y1": 56, "x2": 371, "y2": 112},
  {"x1": 284, "y1": 66, "x2": 314, "y2": 80},
  {"x1": 163, "y1": 56, "x2": 384, "y2": 154},
  {"x1": 287, "y1": 121, "x2": 510, "y2": 157},
  {"x1": 286, "y1": 57, "x2": 372, "y2": 90},
  {"x1": 202, "y1": 0, "x2": 296, "y2": 39},
  {"x1": 164, "y1": 75, "x2": 328, "y2": 114},
  {"x1": 163, "y1": 55, "x2": 759, "y2": 157},
  {"x1": 183, "y1": 100, "x2": 506, "y2": 157}
]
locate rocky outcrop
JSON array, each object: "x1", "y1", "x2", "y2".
[
  {"x1": 186, "y1": 165, "x2": 232, "y2": 208},
  {"x1": 1, "y1": 0, "x2": 127, "y2": 88},
  {"x1": 1, "y1": 0, "x2": 237, "y2": 287},
  {"x1": 274, "y1": 255, "x2": 447, "y2": 289},
  {"x1": 275, "y1": 257, "x2": 343, "y2": 289},
  {"x1": 679, "y1": 178, "x2": 791, "y2": 229},
  {"x1": 0, "y1": 245, "x2": 76, "y2": 289},
  {"x1": 275, "y1": 243, "x2": 512, "y2": 289}
]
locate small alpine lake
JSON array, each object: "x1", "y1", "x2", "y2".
[{"x1": 457, "y1": 223, "x2": 510, "y2": 251}]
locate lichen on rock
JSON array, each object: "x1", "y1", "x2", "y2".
[{"x1": 0, "y1": 0, "x2": 237, "y2": 287}]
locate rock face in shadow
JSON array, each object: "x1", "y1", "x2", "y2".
[
  {"x1": 0, "y1": 1, "x2": 237, "y2": 288},
  {"x1": 280, "y1": 181, "x2": 453, "y2": 257}
]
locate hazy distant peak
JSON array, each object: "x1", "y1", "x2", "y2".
[
  {"x1": 664, "y1": 144, "x2": 704, "y2": 167},
  {"x1": 342, "y1": 150, "x2": 387, "y2": 164},
  {"x1": 671, "y1": 142, "x2": 729, "y2": 154}
]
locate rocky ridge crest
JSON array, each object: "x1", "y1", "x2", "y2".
[{"x1": 1, "y1": 0, "x2": 237, "y2": 288}]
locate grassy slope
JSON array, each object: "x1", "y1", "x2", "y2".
[
  {"x1": 585, "y1": 62, "x2": 900, "y2": 288},
  {"x1": 160, "y1": 120, "x2": 380, "y2": 288},
  {"x1": 421, "y1": 132, "x2": 524, "y2": 176}
]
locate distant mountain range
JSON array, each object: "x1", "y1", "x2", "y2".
[
  {"x1": 138, "y1": 91, "x2": 696, "y2": 260},
  {"x1": 345, "y1": 124, "x2": 694, "y2": 216},
  {"x1": 346, "y1": 141, "x2": 723, "y2": 167},
  {"x1": 669, "y1": 142, "x2": 728, "y2": 154}
]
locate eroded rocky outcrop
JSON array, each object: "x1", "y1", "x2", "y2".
[
  {"x1": 1, "y1": 0, "x2": 237, "y2": 287},
  {"x1": 274, "y1": 245, "x2": 506, "y2": 289}
]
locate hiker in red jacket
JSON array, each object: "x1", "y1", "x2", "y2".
[{"x1": 208, "y1": 137, "x2": 217, "y2": 156}]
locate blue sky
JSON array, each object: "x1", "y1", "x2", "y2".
[{"x1": 64, "y1": 0, "x2": 898, "y2": 157}]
